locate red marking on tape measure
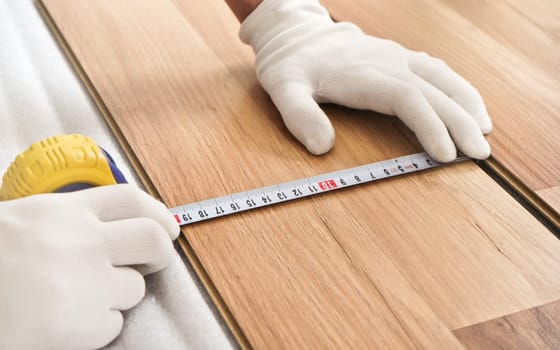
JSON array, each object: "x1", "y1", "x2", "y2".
[{"x1": 318, "y1": 179, "x2": 337, "y2": 190}]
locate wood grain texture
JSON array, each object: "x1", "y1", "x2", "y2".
[
  {"x1": 39, "y1": 0, "x2": 560, "y2": 348},
  {"x1": 321, "y1": 0, "x2": 560, "y2": 219},
  {"x1": 454, "y1": 301, "x2": 560, "y2": 350}
]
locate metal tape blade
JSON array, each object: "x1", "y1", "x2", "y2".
[{"x1": 170, "y1": 152, "x2": 467, "y2": 226}]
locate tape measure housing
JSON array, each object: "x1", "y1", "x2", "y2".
[{"x1": 0, "y1": 134, "x2": 125, "y2": 200}]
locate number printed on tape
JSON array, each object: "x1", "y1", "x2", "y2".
[{"x1": 170, "y1": 152, "x2": 466, "y2": 225}]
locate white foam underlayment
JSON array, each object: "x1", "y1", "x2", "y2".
[{"x1": 0, "y1": 1, "x2": 236, "y2": 349}]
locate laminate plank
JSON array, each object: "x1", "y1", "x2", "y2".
[
  {"x1": 453, "y1": 300, "x2": 560, "y2": 350},
  {"x1": 443, "y1": 0, "x2": 560, "y2": 80},
  {"x1": 171, "y1": 0, "x2": 560, "y2": 326},
  {"x1": 39, "y1": 0, "x2": 560, "y2": 348},
  {"x1": 321, "y1": 0, "x2": 560, "y2": 218}
]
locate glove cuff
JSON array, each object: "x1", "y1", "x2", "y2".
[{"x1": 239, "y1": 0, "x2": 332, "y2": 54}]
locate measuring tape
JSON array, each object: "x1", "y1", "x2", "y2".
[
  {"x1": 0, "y1": 135, "x2": 466, "y2": 225},
  {"x1": 170, "y1": 152, "x2": 467, "y2": 226}
]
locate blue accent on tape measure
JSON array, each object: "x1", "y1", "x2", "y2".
[
  {"x1": 101, "y1": 148, "x2": 127, "y2": 184},
  {"x1": 55, "y1": 183, "x2": 95, "y2": 193},
  {"x1": 53, "y1": 147, "x2": 127, "y2": 194}
]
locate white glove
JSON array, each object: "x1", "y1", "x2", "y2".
[
  {"x1": 0, "y1": 184, "x2": 179, "y2": 350},
  {"x1": 240, "y1": 0, "x2": 492, "y2": 162}
]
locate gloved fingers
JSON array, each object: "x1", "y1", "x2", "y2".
[
  {"x1": 110, "y1": 266, "x2": 146, "y2": 310},
  {"x1": 320, "y1": 70, "x2": 457, "y2": 162},
  {"x1": 410, "y1": 73, "x2": 491, "y2": 159},
  {"x1": 80, "y1": 184, "x2": 179, "y2": 240},
  {"x1": 268, "y1": 82, "x2": 335, "y2": 155},
  {"x1": 91, "y1": 310, "x2": 124, "y2": 349},
  {"x1": 102, "y1": 217, "x2": 175, "y2": 275},
  {"x1": 409, "y1": 53, "x2": 493, "y2": 134}
]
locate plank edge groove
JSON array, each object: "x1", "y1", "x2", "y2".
[
  {"x1": 33, "y1": 0, "x2": 159, "y2": 198},
  {"x1": 35, "y1": 1, "x2": 250, "y2": 348},
  {"x1": 483, "y1": 157, "x2": 560, "y2": 230}
]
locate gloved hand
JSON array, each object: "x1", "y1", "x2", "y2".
[
  {"x1": 240, "y1": 0, "x2": 492, "y2": 162},
  {"x1": 0, "y1": 184, "x2": 179, "y2": 350}
]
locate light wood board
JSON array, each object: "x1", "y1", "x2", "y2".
[
  {"x1": 39, "y1": 0, "x2": 560, "y2": 348},
  {"x1": 322, "y1": 0, "x2": 560, "y2": 226}
]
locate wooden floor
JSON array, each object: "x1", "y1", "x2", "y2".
[
  {"x1": 322, "y1": 0, "x2": 560, "y2": 224},
  {"x1": 39, "y1": 0, "x2": 560, "y2": 349}
]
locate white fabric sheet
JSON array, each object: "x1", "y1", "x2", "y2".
[{"x1": 0, "y1": 1, "x2": 235, "y2": 349}]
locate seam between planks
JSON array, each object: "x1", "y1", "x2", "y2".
[{"x1": 482, "y1": 158, "x2": 560, "y2": 231}]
